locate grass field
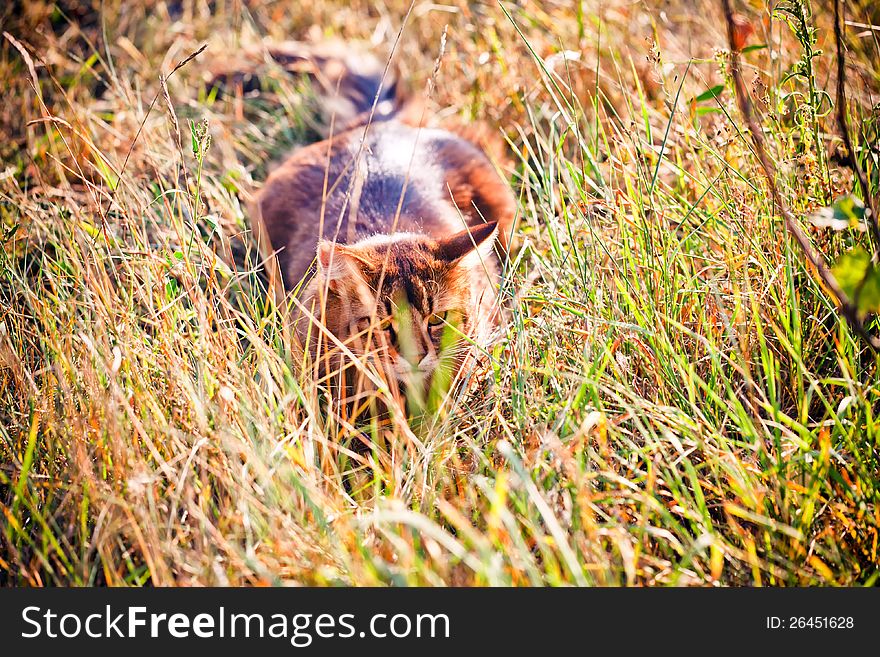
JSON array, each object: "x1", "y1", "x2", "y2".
[{"x1": 1, "y1": 0, "x2": 879, "y2": 586}]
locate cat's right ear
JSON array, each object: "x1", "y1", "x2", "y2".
[
  {"x1": 437, "y1": 221, "x2": 498, "y2": 266},
  {"x1": 317, "y1": 241, "x2": 356, "y2": 293}
]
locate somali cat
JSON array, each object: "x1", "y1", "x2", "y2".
[{"x1": 218, "y1": 42, "x2": 516, "y2": 414}]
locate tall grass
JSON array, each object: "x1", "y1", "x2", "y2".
[{"x1": 1, "y1": 0, "x2": 878, "y2": 585}]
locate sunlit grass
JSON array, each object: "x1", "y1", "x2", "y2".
[{"x1": 1, "y1": 0, "x2": 878, "y2": 586}]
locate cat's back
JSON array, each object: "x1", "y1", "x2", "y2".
[
  {"x1": 347, "y1": 121, "x2": 478, "y2": 235},
  {"x1": 258, "y1": 119, "x2": 506, "y2": 286}
]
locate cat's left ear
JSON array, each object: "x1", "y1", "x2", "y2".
[{"x1": 437, "y1": 221, "x2": 498, "y2": 267}]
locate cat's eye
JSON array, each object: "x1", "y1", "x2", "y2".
[
  {"x1": 355, "y1": 316, "x2": 393, "y2": 335},
  {"x1": 379, "y1": 317, "x2": 396, "y2": 341},
  {"x1": 427, "y1": 311, "x2": 448, "y2": 327}
]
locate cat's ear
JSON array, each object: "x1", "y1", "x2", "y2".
[
  {"x1": 436, "y1": 221, "x2": 498, "y2": 267},
  {"x1": 316, "y1": 241, "x2": 366, "y2": 292}
]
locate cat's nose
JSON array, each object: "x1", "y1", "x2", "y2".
[
  {"x1": 399, "y1": 325, "x2": 433, "y2": 367},
  {"x1": 417, "y1": 353, "x2": 436, "y2": 373},
  {"x1": 402, "y1": 349, "x2": 426, "y2": 367}
]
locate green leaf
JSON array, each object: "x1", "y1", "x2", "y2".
[
  {"x1": 165, "y1": 278, "x2": 180, "y2": 301},
  {"x1": 693, "y1": 85, "x2": 724, "y2": 103},
  {"x1": 1, "y1": 222, "x2": 19, "y2": 244},
  {"x1": 742, "y1": 44, "x2": 768, "y2": 54},
  {"x1": 91, "y1": 152, "x2": 118, "y2": 191},
  {"x1": 831, "y1": 248, "x2": 880, "y2": 313},
  {"x1": 190, "y1": 120, "x2": 199, "y2": 157}
]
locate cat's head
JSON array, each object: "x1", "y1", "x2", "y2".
[{"x1": 305, "y1": 221, "x2": 499, "y2": 395}]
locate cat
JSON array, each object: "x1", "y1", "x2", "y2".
[{"x1": 220, "y1": 41, "x2": 517, "y2": 410}]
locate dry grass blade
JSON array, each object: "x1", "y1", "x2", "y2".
[{"x1": 1, "y1": 0, "x2": 878, "y2": 588}]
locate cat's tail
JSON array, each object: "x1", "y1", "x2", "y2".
[{"x1": 207, "y1": 40, "x2": 410, "y2": 135}]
